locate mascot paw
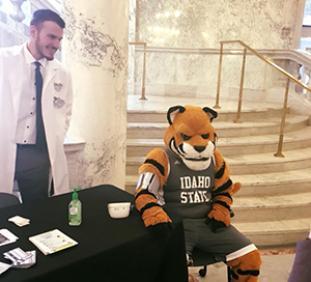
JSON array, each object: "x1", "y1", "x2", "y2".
[
  {"x1": 205, "y1": 218, "x2": 227, "y2": 232},
  {"x1": 207, "y1": 204, "x2": 231, "y2": 227},
  {"x1": 148, "y1": 222, "x2": 172, "y2": 242}
]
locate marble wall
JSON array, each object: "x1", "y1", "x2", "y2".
[
  {"x1": 132, "y1": 48, "x2": 282, "y2": 101},
  {"x1": 62, "y1": 1, "x2": 128, "y2": 189},
  {"x1": 137, "y1": 0, "x2": 304, "y2": 49},
  {"x1": 130, "y1": 0, "x2": 305, "y2": 100}
]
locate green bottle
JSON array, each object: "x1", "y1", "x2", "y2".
[{"x1": 68, "y1": 190, "x2": 82, "y2": 226}]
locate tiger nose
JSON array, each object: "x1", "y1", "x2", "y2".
[{"x1": 194, "y1": 146, "x2": 206, "y2": 153}]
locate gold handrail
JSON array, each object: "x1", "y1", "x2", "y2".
[
  {"x1": 216, "y1": 40, "x2": 311, "y2": 157},
  {"x1": 129, "y1": 41, "x2": 147, "y2": 100},
  {"x1": 220, "y1": 40, "x2": 311, "y2": 92}
]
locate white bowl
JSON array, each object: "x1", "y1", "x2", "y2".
[{"x1": 107, "y1": 202, "x2": 131, "y2": 219}]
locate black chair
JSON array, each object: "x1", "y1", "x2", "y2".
[
  {"x1": 192, "y1": 248, "x2": 231, "y2": 281},
  {"x1": 0, "y1": 193, "x2": 20, "y2": 208}
]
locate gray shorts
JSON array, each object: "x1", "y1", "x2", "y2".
[{"x1": 183, "y1": 218, "x2": 253, "y2": 262}]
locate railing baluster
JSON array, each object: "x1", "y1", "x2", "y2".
[
  {"x1": 129, "y1": 41, "x2": 147, "y2": 100},
  {"x1": 234, "y1": 47, "x2": 247, "y2": 123},
  {"x1": 141, "y1": 43, "x2": 147, "y2": 100},
  {"x1": 274, "y1": 78, "x2": 290, "y2": 158},
  {"x1": 214, "y1": 42, "x2": 223, "y2": 109}
]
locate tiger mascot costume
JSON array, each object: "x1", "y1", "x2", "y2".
[{"x1": 135, "y1": 105, "x2": 261, "y2": 282}]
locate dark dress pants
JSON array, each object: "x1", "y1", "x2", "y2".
[{"x1": 14, "y1": 144, "x2": 50, "y2": 204}]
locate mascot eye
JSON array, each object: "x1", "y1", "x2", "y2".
[
  {"x1": 201, "y1": 134, "x2": 210, "y2": 139},
  {"x1": 180, "y1": 133, "x2": 191, "y2": 141}
]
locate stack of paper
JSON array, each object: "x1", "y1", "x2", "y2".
[
  {"x1": 3, "y1": 248, "x2": 36, "y2": 269},
  {"x1": 0, "y1": 229, "x2": 18, "y2": 247},
  {"x1": 8, "y1": 216, "x2": 30, "y2": 227},
  {"x1": 29, "y1": 229, "x2": 78, "y2": 255},
  {"x1": 0, "y1": 262, "x2": 11, "y2": 276}
]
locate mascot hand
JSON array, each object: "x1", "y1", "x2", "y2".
[
  {"x1": 205, "y1": 217, "x2": 227, "y2": 232},
  {"x1": 148, "y1": 222, "x2": 172, "y2": 243},
  {"x1": 206, "y1": 204, "x2": 231, "y2": 232},
  {"x1": 142, "y1": 206, "x2": 172, "y2": 227}
]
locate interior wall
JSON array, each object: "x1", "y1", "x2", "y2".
[
  {"x1": 137, "y1": 0, "x2": 305, "y2": 49},
  {"x1": 129, "y1": 0, "x2": 307, "y2": 100}
]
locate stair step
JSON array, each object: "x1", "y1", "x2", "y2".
[
  {"x1": 227, "y1": 147, "x2": 311, "y2": 174},
  {"x1": 232, "y1": 168, "x2": 311, "y2": 196},
  {"x1": 126, "y1": 147, "x2": 311, "y2": 175},
  {"x1": 125, "y1": 177, "x2": 310, "y2": 246},
  {"x1": 125, "y1": 167, "x2": 311, "y2": 197},
  {"x1": 232, "y1": 192, "x2": 311, "y2": 222},
  {"x1": 127, "y1": 95, "x2": 311, "y2": 247},
  {"x1": 127, "y1": 115, "x2": 308, "y2": 139},
  {"x1": 125, "y1": 180, "x2": 311, "y2": 223},
  {"x1": 126, "y1": 126, "x2": 311, "y2": 157},
  {"x1": 128, "y1": 107, "x2": 285, "y2": 123},
  {"x1": 235, "y1": 218, "x2": 310, "y2": 247}
]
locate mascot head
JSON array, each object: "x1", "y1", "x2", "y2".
[{"x1": 164, "y1": 105, "x2": 218, "y2": 171}]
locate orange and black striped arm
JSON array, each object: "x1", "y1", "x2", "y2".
[
  {"x1": 138, "y1": 148, "x2": 169, "y2": 186},
  {"x1": 135, "y1": 148, "x2": 172, "y2": 227},
  {"x1": 207, "y1": 148, "x2": 240, "y2": 226}
]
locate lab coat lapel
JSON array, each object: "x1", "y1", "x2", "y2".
[{"x1": 43, "y1": 60, "x2": 58, "y2": 94}]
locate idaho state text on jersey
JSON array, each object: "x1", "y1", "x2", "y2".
[
  {"x1": 180, "y1": 176, "x2": 211, "y2": 189},
  {"x1": 180, "y1": 190, "x2": 211, "y2": 203},
  {"x1": 180, "y1": 176, "x2": 212, "y2": 204}
]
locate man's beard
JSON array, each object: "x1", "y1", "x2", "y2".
[{"x1": 35, "y1": 40, "x2": 55, "y2": 61}]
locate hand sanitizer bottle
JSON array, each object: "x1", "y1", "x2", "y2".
[{"x1": 68, "y1": 190, "x2": 82, "y2": 226}]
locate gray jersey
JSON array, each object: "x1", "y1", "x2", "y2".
[{"x1": 163, "y1": 150, "x2": 214, "y2": 219}]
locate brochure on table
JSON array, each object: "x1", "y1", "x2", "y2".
[
  {"x1": 0, "y1": 227, "x2": 77, "y2": 276},
  {"x1": 0, "y1": 229, "x2": 18, "y2": 247},
  {"x1": 0, "y1": 262, "x2": 11, "y2": 276},
  {"x1": 29, "y1": 229, "x2": 78, "y2": 255}
]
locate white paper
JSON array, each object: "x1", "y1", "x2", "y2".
[
  {"x1": 0, "y1": 262, "x2": 11, "y2": 276},
  {"x1": 0, "y1": 229, "x2": 18, "y2": 247},
  {"x1": 8, "y1": 216, "x2": 30, "y2": 227},
  {"x1": 29, "y1": 229, "x2": 78, "y2": 255},
  {"x1": 4, "y1": 248, "x2": 36, "y2": 269}
]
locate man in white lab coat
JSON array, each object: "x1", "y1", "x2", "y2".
[{"x1": 0, "y1": 9, "x2": 73, "y2": 203}]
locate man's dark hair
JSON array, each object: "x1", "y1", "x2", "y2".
[{"x1": 30, "y1": 9, "x2": 65, "y2": 29}]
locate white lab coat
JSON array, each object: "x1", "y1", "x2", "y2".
[{"x1": 0, "y1": 44, "x2": 73, "y2": 195}]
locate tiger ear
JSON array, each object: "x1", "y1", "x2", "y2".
[
  {"x1": 167, "y1": 105, "x2": 185, "y2": 125},
  {"x1": 202, "y1": 107, "x2": 218, "y2": 121}
]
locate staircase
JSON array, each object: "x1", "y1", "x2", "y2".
[{"x1": 126, "y1": 96, "x2": 311, "y2": 247}]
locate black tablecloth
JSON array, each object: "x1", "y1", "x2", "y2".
[{"x1": 0, "y1": 185, "x2": 188, "y2": 282}]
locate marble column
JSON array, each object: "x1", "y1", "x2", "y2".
[
  {"x1": 128, "y1": 0, "x2": 136, "y2": 95},
  {"x1": 62, "y1": 1, "x2": 128, "y2": 189}
]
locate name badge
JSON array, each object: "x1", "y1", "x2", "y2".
[
  {"x1": 53, "y1": 96, "x2": 65, "y2": 108},
  {"x1": 54, "y1": 82, "x2": 63, "y2": 92}
]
